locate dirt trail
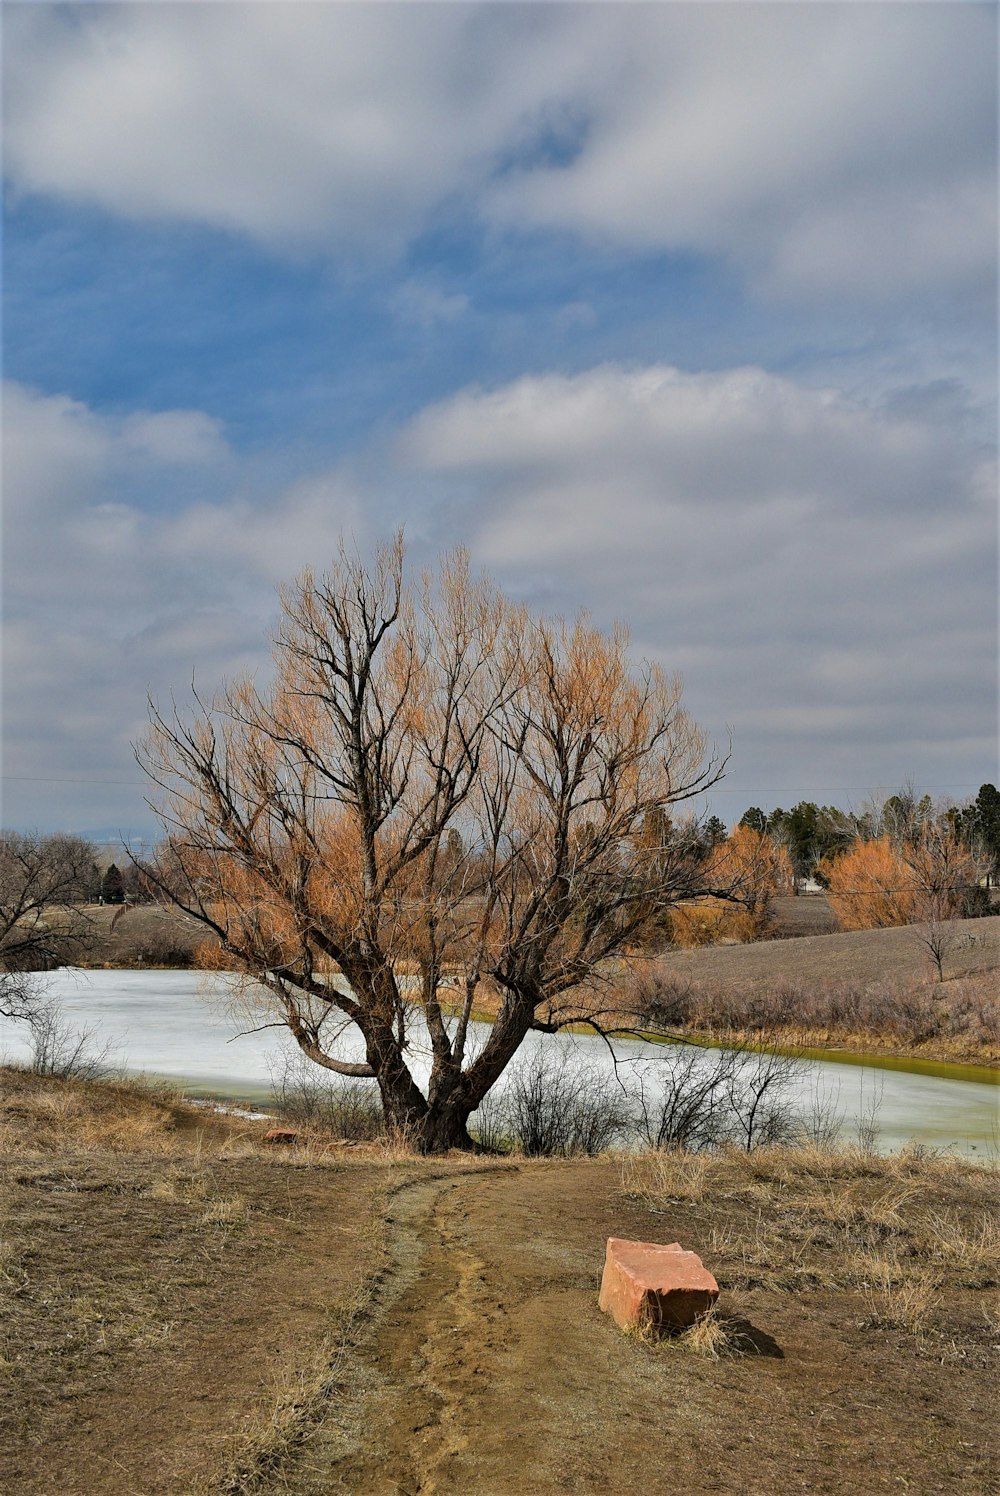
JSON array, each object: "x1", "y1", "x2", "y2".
[{"x1": 262, "y1": 1161, "x2": 997, "y2": 1496}]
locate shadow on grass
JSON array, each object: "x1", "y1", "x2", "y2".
[{"x1": 725, "y1": 1314, "x2": 784, "y2": 1359}]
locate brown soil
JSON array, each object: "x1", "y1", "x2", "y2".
[
  {"x1": 0, "y1": 1074, "x2": 385, "y2": 1496},
  {"x1": 262, "y1": 1157, "x2": 999, "y2": 1496},
  {"x1": 2, "y1": 1073, "x2": 997, "y2": 1496},
  {"x1": 767, "y1": 893, "x2": 842, "y2": 939}
]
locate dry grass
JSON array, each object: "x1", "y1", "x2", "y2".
[
  {"x1": 624, "y1": 1298, "x2": 737, "y2": 1357},
  {"x1": 75, "y1": 901, "x2": 213, "y2": 968},
  {"x1": 203, "y1": 1200, "x2": 389, "y2": 1496},
  {"x1": 0, "y1": 1065, "x2": 392, "y2": 1496},
  {"x1": 618, "y1": 1149, "x2": 709, "y2": 1203},
  {"x1": 0, "y1": 1065, "x2": 216, "y2": 1155},
  {"x1": 0, "y1": 1062, "x2": 996, "y2": 1496},
  {"x1": 859, "y1": 1266, "x2": 936, "y2": 1334},
  {"x1": 625, "y1": 919, "x2": 1000, "y2": 1063},
  {"x1": 622, "y1": 1142, "x2": 1000, "y2": 1304},
  {"x1": 675, "y1": 1304, "x2": 735, "y2": 1358}
]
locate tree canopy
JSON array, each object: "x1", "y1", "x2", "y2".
[{"x1": 139, "y1": 538, "x2": 723, "y2": 1151}]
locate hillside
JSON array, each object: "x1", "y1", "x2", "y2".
[
  {"x1": 626, "y1": 914, "x2": 1000, "y2": 1067},
  {"x1": 656, "y1": 912, "x2": 1000, "y2": 989}
]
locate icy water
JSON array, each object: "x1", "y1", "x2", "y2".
[{"x1": 1, "y1": 969, "x2": 996, "y2": 1156}]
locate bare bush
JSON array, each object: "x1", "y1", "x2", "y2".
[
  {"x1": 93, "y1": 908, "x2": 206, "y2": 968},
  {"x1": 856, "y1": 1073, "x2": 884, "y2": 1155},
  {"x1": 627, "y1": 961, "x2": 998, "y2": 1056},
  {"x1": 0, "y1": 825, "x2": 101, "y2": 1059},
  {"x1": 917, "y1": 918, "x2": 961, "y2": 984},
  {"x1": 269, "y1": 1052, "x2": 383, "y2": 1141},
  {"x1": 502, "y1": 1048, "x2": 629, "y2": 1157},
  {"x1": 723, "y1": 1047, "x2": 802, "y2": 1151},
  {"x1": 795, "y1": 1076, "x2": 846, "y2": 1148},
  {"x1": 626, "y1": 967, "x2": 696, "y2": 1028},
  {"x1": 633, "y1": 1044, "x2": 735, "y2": 1150},
  {"x1": 23, "y1": 998, "x2": 115, "y2": 1081},
  {"x1": 468, "y1": 1089, "x2": 511, "y2": 1152}
]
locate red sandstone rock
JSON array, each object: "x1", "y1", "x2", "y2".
[
  {"x1": 264, "y1": 1128, "x2": 299, "y2": 1144},
  {"x1": 598, "y1": 1237, "x2": 719, "y2": 1331}
]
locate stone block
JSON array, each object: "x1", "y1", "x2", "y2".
[{"x1": 599, "y1": 1236, "x2": 719, "y2": 1332}]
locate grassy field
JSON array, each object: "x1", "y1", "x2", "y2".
[
  {"x1": 1, "y1": 1067, "x2": 998, "y2": 1495},
  {"x1": 75, "y1": 903, "x2": 207, "y2": 968},
  {"x1": 657, "y1": 908, "x2": 998, "y2": 987},
  {"x1": 623, "y1": 913, "x2": 1000, "y2": 1066}
]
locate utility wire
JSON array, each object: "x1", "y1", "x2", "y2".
[{"x1": 2, "y1": 772, "x2": 988, "y2": 793}]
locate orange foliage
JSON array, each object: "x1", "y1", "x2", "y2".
[
  {"x1": 819, "y1": 838, "x2": 916, "y2": 930},
  {"x1": 669, "y1": 901, "x2": 758, "y2": 948},
  {"x1": 669, "y1": 825, "x2": 794, "y2": 947}
]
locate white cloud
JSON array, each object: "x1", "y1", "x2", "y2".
[
  {"x1": 2, "y1": 383, "x2": 111, "y2": 513},
  {"x1": 399, "y1": 362, "x2": 997, "y2": 794},
  {"x1": 4, "y1": 3, "x2": 994, "y2": 300},
  {"x1": 119, "y1": 409, "x2": 228, "y2": 466},
  {"x1": 1, "y1": 382, "x2": 359, "y2": 828},
  {"x1": 2, "y1": 361, "x2": 995, "y2": 831},
  {"x1": 488, "y1": 6, "x2": 997, "y2": 300},
  {"x1": 390, "y1": 281, "x2": 471, "y2": 328}
]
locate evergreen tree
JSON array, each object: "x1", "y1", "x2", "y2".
[
  {"x1": 703, "y1": 815, "x2": 727, "y2": 847},
  {"x1": 100, "y1": 863, "x2": 125, "y2": 905},
  {"x1": 953, "y1": 784, "x2": 1000, "y2": 887}
]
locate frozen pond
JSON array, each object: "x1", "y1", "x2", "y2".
[{"x1": 1, "y1": 968, "x2": 997, "y2": 1156}]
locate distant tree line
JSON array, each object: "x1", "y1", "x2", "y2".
[
  {"x1": 731, "y1": 783, "x2": 999, "y2": 932},
  {"x1": 1, "y1": 785, "x2": 995, "y2": 1004}
]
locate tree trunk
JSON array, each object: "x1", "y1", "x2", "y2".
[
  {"x1": 417, "y1": 1097, "x2": 478, "y2": 1153},
  {"x1": 374, "y1": 1066, "x2": 428, "y2": 1137},
  {"x1": 373, "y1": 1059, "x2": 479, "y2": 1153}
]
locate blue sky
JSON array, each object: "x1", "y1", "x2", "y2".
[{"x1": 2, "y1": 2, "x2": 997, "y2": 839}]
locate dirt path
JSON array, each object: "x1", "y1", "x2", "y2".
[{"x1": 264, "y1": 1160, "x2": 998, "y2": 1496}]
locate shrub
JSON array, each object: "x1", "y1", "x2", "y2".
[
  {"x1": 25, "y1": 998, "x2": 114, "y2": 1081},
  {"x1": 501, "y1": 1048, "x2": 628, "y2": 1157},
  {"x1": 819, "y1": 838, "x2": 916, "y2": 929},
  {"x1": 270, "y1": 1053, "x2": 383, "y2": 1141}
]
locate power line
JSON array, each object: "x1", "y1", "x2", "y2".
[
  {"x1": 2, "y1": 772, "x2": 989, "y2": 793},
  {"x1": 696, "y1": 784, "x2": 986, "y2": 796},
  {"x1": 2, "y1": 775, "x2": 142, "y2": 786}
]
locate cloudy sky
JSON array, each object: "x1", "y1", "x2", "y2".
[{"x1": 2, "y1": 1, "x2": 997, "y2": 840}]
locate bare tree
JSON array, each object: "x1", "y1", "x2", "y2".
[
  {"x1": 901, "y1": 817, "x2": 987, "y2": 981},
  {"x1": 138, "y1": 538, "x2": 723, "y2": 1152},
  {"x1": 0, "y1": 831, "x2": 98, "y2": 1024}
]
